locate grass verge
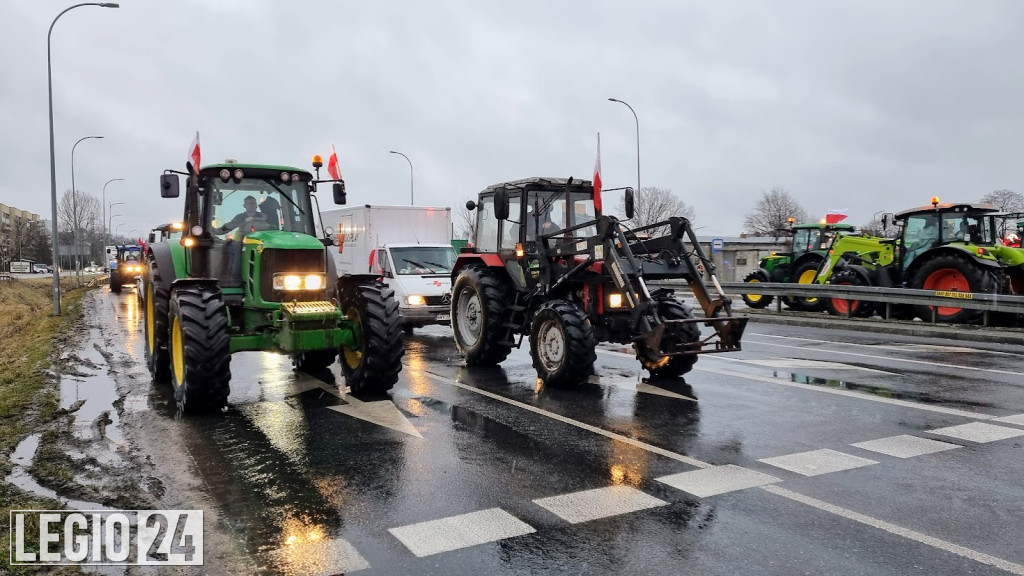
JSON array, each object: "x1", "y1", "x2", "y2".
[{"x1": 0, "y1": 277, "x2": 89, "y2": 573}]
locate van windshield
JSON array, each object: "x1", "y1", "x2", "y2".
[{"x1": 390, "y1": 246, "x2": 457, "y2": 275}]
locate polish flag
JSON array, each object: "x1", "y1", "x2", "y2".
[
  {"x1": 187, "y1": 131, "x2": 201, "y2": 173},
  {"x1": 593, "y1": 132, "x2": 603, "y2": 213},
  {"x1": 327, "y1": 145, "x2": 342, "y2": 181},
  {"x1": 825, "y1": 208, "x2": 848, "y2": 224}
]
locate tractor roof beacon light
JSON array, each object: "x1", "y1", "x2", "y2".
[
  {"x1": 312, "y1": 154, "x2": 323, "y2": 179},
  {"x1": 931, "y1": 196, "x2": 940, "y2": 208}
]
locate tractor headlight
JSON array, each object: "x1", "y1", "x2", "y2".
[
  {"x1": 608, "y1": 293, "x2": 624, "y2": 308},
  {"x1": 273, "y1": 273, "x2": 326, "y2": 291},
  {"x1": 407, "y1": 295, "x2": 426, "y2": 306}
]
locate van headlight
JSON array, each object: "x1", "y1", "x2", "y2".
[
  {"x1": 273, "y1": 273, "x2": 326, "y2": 291},
  {"x1": 406, "y1": 295, "x2": 426, "y2": 306}
]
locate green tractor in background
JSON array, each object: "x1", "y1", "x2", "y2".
[
  {"x1": 143, "y1": 155, "x2": 404, "y2": 413},
  {"x1": 742, "y1": 221, "x2": 856, "y2": 311},
  {"x1": 821, "y1": 198, "x2": 1024, "y2": 323}
]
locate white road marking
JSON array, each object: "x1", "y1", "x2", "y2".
[
  {"x1": 420, "y1": 371, "x2": 713, "y2": 468},
  {"x1": 327, "y1": 395, "x2": 423, "y2": 438},
  {"x1": 743, "y1": 334, "x2": 1024, "y2": 377},
  {"x1": 423, "y1": 369, "x2": 1024, "y2": 573},
  {"x1": 992, "y1": 414, "x2": 1024, "y2": 427},
  {"x1": 729, "y1": 357, "x2": 897, "y2": 375},
  {"x1": 850, "y1": 435, "x2": 961, "y2": 459},
  {"x1": 266, "y1": 537, "x2": 369, "y2": 574},
  {"x1": 689, "y1": 363, "x2": 995, "y2": 420},
  {"x1": 761, "y1": 485, "x2": 1024, "y2": 576},
  {"x1": 533, "y1": 485, "x2": 667, "y2": 524},
  {"x1": 388, "y1": 508, "x2": 535, "y2": 558},
  {"x1": 885, "y1": 343, "x2": 1016, "y2": 356},
  {"x1": 759, "y1": 449, "x2": 878, "y2": 477},
  {"x1": 634, "y1": 382, "x2": 697, "y2": 401},
  {"x1": 656, "y1": 465, "x2": 779, "y2": 498},
  {"x1": 587, "y1": 374, "x2": 698, "y2": 401},
  {"x1": 927, "y1": 422, "x2": 1024, "y2": 443}
]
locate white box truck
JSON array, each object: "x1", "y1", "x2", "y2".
[{"x1": 319, "y1": 205, "x2": 456, "y2": 332}]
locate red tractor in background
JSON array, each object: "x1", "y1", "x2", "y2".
[{"x1": 450, "y1": 177, "x2": 748, "y2": 388}]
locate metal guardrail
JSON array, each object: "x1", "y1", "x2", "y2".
[{"x1": 650, "y1": 280, "x2": 1024, "y2": 317}]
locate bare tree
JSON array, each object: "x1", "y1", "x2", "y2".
[
  {"x1": 980, "y1": 189, "x2": 1024, "y2": 237},
  {"x1": 615, "y1": 186, "x2": 695, "y2": 236},
  {"x1": 743, "y1": 188, "x2": 808, "y2": 236},
  {"x1": 58, "y1": 189, "x2": 101, "y2": 270},
  {"x1": 859, "y1": 218, "x2": 900, "y2": 239},
  {"x1": 454, "y1": 202, "x2": 475, "y2": 243}
]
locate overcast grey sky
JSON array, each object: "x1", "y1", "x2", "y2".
[{"x1": 2, "y1": 0, "x2": 1022, "y2": 236}]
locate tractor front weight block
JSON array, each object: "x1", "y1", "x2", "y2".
[{"x1": 278, "y1": 301, "x2": 355, "y2": 352}]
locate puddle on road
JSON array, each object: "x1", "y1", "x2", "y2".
[
  {"x1": 5, "y1": 433, "x2": 111, "y2": 511},
  {"x1": 780, "y1": 371, "x2": 995, "y2": 410}
]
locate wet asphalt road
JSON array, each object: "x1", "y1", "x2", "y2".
[{"x1": 92, "y1": 287, "x2": 1024, "y2": 575}]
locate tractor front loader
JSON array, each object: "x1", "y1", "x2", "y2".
[
  {"x1": 451, "y1": 177, "x2": 747, "y2": 388},
  {"x1": 143, "y1": 153, "x2": 404, "y2": 413}
]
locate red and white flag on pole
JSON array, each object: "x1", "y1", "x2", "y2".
[
  {"x1": 187, "y1": 131, "x2": 201, "y2": 174},
  {"x1": 327, "y1": 145, "x2": 342, "y2": 180},
  {"x1": 593, "y1": 132, "x2": 603, "y2": 213},
  {"x1": 825, "y1": 208, "x2": 848, "y2": 224}
]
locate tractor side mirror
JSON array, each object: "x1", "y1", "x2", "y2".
[
  {"x1": 493, "y1": 187, "x2": 510, "y2": 220},
  {"x1": 624, "y1": 188, "x2": 635, "y2": 220},
  {"x1": 333, "y1": 182, "x2": 347, "y2": 205},
  {"x1": 148, "y1": 232, "x2": 157, "y2": 244},
  {"x1": 160, "y1": 174, "x2": 179, "y2": 198},
  {"x1": 465, "y1": 200, "x2": 477, "y2": 211},
  {"x1": 881, "y1": 214, "x2": 891, "y2": 230}
]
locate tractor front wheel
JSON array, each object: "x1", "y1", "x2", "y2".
[
  {"x1": 144, "y1": 259, "x2": 171, "y2": 382},
  {"x1": 741, "y1": 270, "x2": 773, "y2": 309},
  {"x1": 169, "y1": 285, "x2": 231, "y2": 413},
  {"x1": 452, "y1": 265, "x2": 513, "y2": 366},
  {"x1": 826, "y1": 270, "x2": 875, "y2": 318},
  {"x1": 635, "y1": 298, "x2": 701, "y2": 378},
  {"x1": 792, "y1": 260, "x2": 826, "y2": 312},
  {"x1": 911, "y1": 255, "x2": 995, "y2": 323},
  {"x1": 338, "y1": 282, "x2": 404, "y2": 396},
  {"x1": 109, "y1": 271, "x2": 122, "y2": 294},
  {"x1": 529, "y1": 300, "x2": 596, "y2": 388}
]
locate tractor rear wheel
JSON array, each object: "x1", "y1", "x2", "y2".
[
  {"x1": 911, "y1": 254, "x2": 994, "y2": 323},
  {"x1": 826, "y1": 270, "x2": 875, "y2": 318},
  {"x1": 292, "y1": 350, "x2": 337, "y2": 372},
  {"x1": 144, "y1": 260, "x2": 171, "y2": 383},
  {"x1": 635, "y1": 298, "x2": 701, "y2": 378},
  {"x1": 529, "y1": 300, "x2": 596, "y2": 388},
  {"x1": 792, "y1": 260, "x2": 826, "y2": 312},
  {"x1": 339, "y1": 281, "x2": 404, "y2": 395},
  {"x1": 741, "y1": 270, "x2": 773, "y2": 308},
  {"x1": 169, "y1": 285, "x2": 231, "y2": 413},
  {"x1": 452, "y1": 265, "x2": 513, "y2": 366}
]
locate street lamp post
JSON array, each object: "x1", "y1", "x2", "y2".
[
  {"x1": 389, "y1": 150, "x2": 414, "y2": 205},
  {"x1": 71, "y1": 135, "x2": 103, "y2": 284},
  {"x1": 608, "y1": 98, "x2": 641, "y2": 197},
  {"x1": 108, "y1": 202, "x2": 124, "y2": 242},
  {"x1": 47, "y1": 2, "x2": 120, "y2": 314},
  {"x1": 102, "y1": 178, "x2": 124, "y2": 246},
  {"x1": 114, "y1": 223, "x2": 128, "y2": 239}
]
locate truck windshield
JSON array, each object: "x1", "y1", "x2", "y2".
[
  {"x1": 207, "y1": 177, "x2": 314, "y2": 236},
  {"x1": 390, "y1": 246, "x2": 457, "y2": 275}
]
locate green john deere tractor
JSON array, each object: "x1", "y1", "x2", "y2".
[
  {"x1": 821, "y1": 198, "x2": 1024, "y2": 323},
  {"x1": 742, "y1": 221, "x2": 856, "y2": 311},
  {"x1": 143, "y1": 156, "x2": 404, "y2": 412}
]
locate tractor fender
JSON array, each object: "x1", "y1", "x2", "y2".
[
  {"x1": 169, "y1": 277, "x2": 220, "y2": 292},
  {"x1": 839, "y1": 264, "x2": 874, "y2": 286},
  {"x1": 905, "y1": 246, "x2": 1002, "y2": 282},
  {"x1": 336, "y1": 273, "x2": 386, "y2": 293},
  {"x1": 790, "y1": 252, "x2": 825, "y2": 272},
  {"x1": 147, "y1": 242, "x2": 177, "y2": 292},
  {"x1": 451, "y1": 254, "x2": 503, "y2": 281}
]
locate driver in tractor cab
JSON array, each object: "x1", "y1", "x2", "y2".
[
  {"x1": 217, "y1": 195, "x2": 270, "y2": 282},
  {"x1": 904, "y1": 218, "x2": 939, "y2": 267},
  {"x1": 525, "y1": 204, "x2": 561, "y2": 249}
]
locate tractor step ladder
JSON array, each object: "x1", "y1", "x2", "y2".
[{"x1": 498, "y1": 292, "x2": 531, "y2": 348}]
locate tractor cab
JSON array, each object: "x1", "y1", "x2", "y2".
[
  {"x1": 472, "y1": 178, "x2": 597, "y2": 255},
  {"x1": 893, "y1": 199, "x2": 999, "y2": 273}
]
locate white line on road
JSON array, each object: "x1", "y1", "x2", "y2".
[
  {"x1": 389, "y1": 508, "x2": 536, "y2": 558},
  {"x1": 596, "y1": 348, "x2": 996, "y2": 420},
  {"x1": 743, "y1": 334, "x2": 1024, "y2": 377},
  {"x1": 419, "y1": 371, "x2": 712, "y2": 469},
  {"x1": 533, "y1": 485, "x2": 667, "y2": 524},
  {"x1": 761, "y1": 485, "x2": 1024, "y2": 575},
  {"x1": 422, "y1": 369, "x2": 1024, "y2": 574}
]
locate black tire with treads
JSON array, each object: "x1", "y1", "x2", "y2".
[
  {"x1": 529, "y1": 300, "x2": 596, "y2": 388},
  {"x1": 452, "y1": 265, "x2": 513, "y2": 366},
  {"x1": 338, "y1": 281, "x2": 404, "y2": 395},
  {"x1": 826, "y1": 269, "x2": 875, "y2": 318},
  {"x1": 741, "y1": 269, "x2": 773, "y2": 309},
  {"x1": 169, "y1": 285, "x2": 231, "y2": 413},
  {"x1": 635, "y1": 298, "x2": 700, "y2": 378},
  {"x1": 144, "y1": 257, "x2": 171, "y2": 382}
]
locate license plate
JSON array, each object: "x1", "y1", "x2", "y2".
[{"x1": 436, "y1": 314, "x2": 451, "y2": 321}]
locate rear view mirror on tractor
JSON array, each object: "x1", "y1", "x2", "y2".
[
  {"x1": 493, "y1": 186, "x2": 510, "y2": 220},
  {"x1": 160, "y1": 174, "x2": 179, "y2": 198},
  {"x1": 624, "y1": 188, "x2": 635, "y2": 220},
  {"x1": 333, "y1": 182, "x2": 347, "y2": 205}
]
